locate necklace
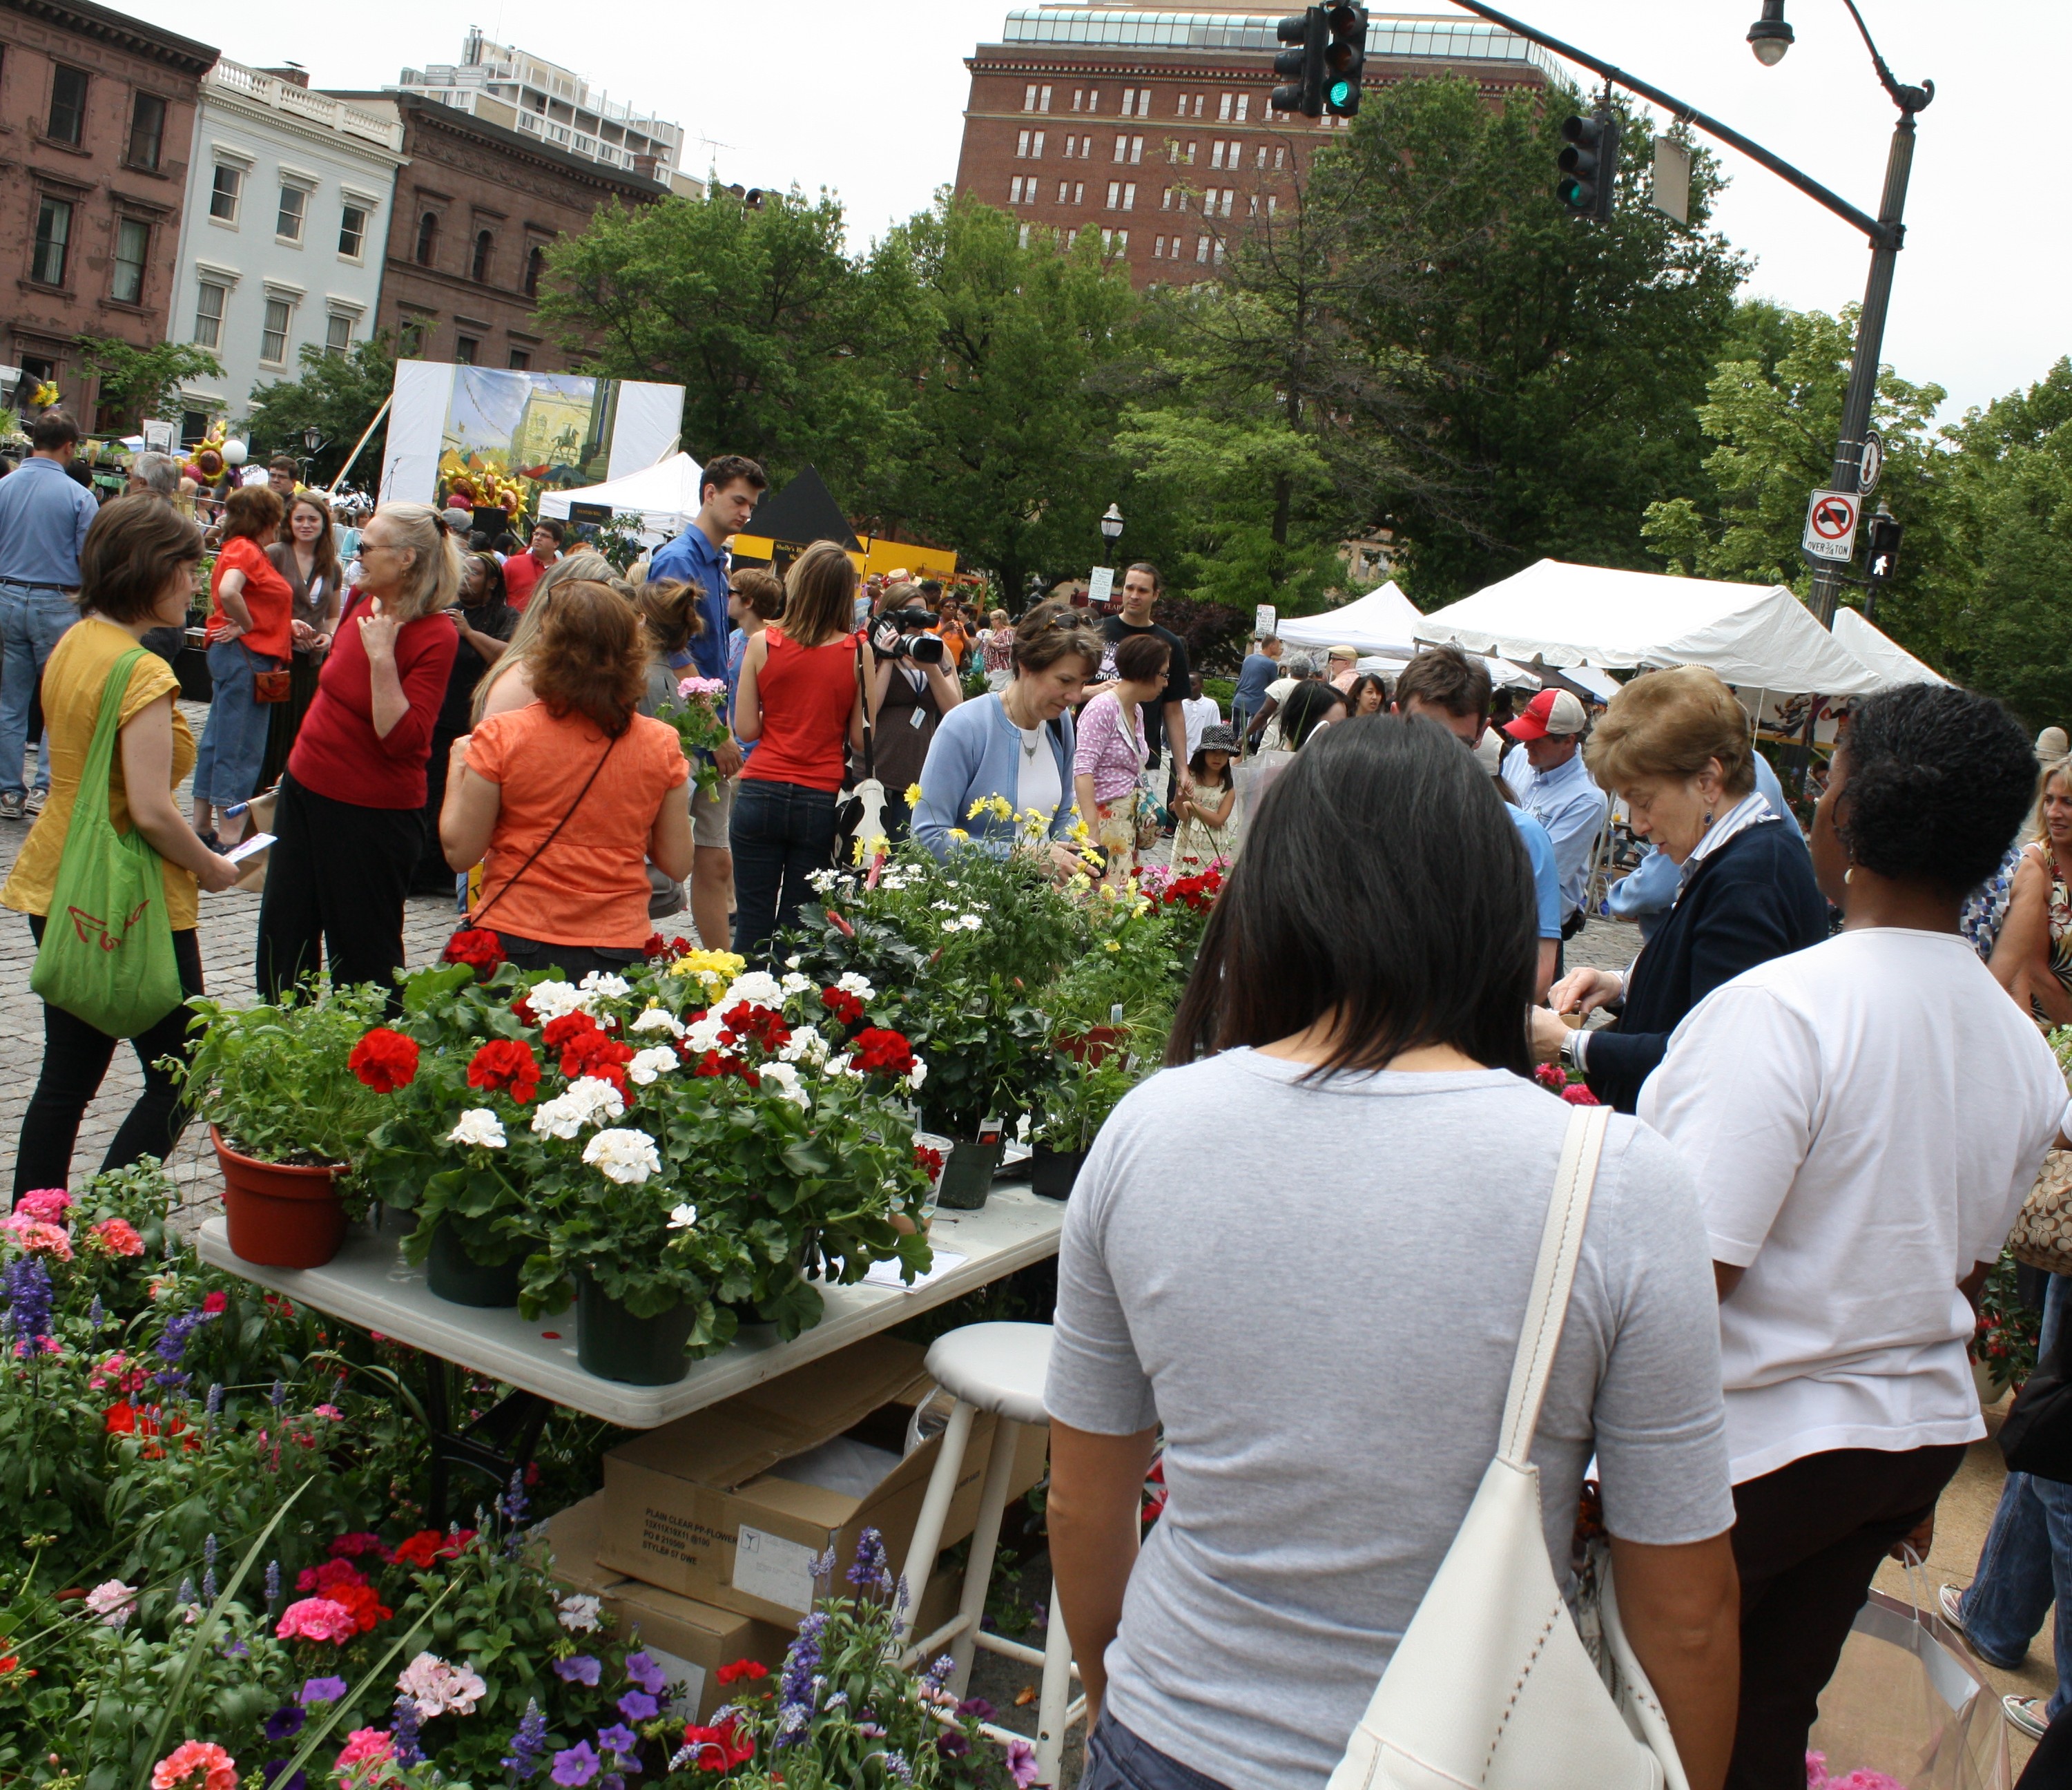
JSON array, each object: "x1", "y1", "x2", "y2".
[{"x1": 1002, "y1": 690, "x2": 1042, "y2": 750}]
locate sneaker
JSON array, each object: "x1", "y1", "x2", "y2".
[
  {"x1": 2004, "y1": 1695, "x2": 2049, "y2": 1740},
  {"x1": 23, "y1": 786, "x2": 45, "y2": 816},
  {"x1": 0, "y1": 791, "x2": 22, "y2": 821},
  {"x1": 1938, "y1": 1583, "x2": 1970, "y2": 1635}
]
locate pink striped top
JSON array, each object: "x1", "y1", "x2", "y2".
[{"x1": 1074, "y1": 689, "x2": 1148, "y2": 806}]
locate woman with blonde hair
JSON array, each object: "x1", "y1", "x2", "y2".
[
  {"x1": 1991, "y1": 753, "x2": 2072, "y2": 1022},
  {"x1": 730, "y1": 539, "x2": 879, "y2": 958},
  {"x1": 256, "y1": 501, "x2": 462, "y2": 996},
  {"x1": 1531, "y1": 664, "x2": 1828, "y2": 1113},
  {"x1": 442, "y1": 580, "x2": 691, "y2": 981}
]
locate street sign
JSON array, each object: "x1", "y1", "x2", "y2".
[
  {"x1": 1650, "y1": 136, "x2": 1692, "y2": 224},
  {"x1": 1802, "y1": 488, "x2": 1860, "y2": 563},
  {"x1": 1087, "y1": 565, "x2": 1114, "y2": 606},
  {"x1": 1857, "y1": 430, "x2": 1884, "y2": 495},
  {"x1": 1255, "y1": 604, "x2": 1277, "y2": 637}
]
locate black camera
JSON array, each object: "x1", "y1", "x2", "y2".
[{"x1": 871, "y1": 608, "x2": 947, "y2": 665}]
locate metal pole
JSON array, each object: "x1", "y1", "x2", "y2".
[
  {"x1": 325, "y1": 393, "x2": 394, "y2": 499},
  {"x1": 1807, "y1": 109, "x2": 1916, "y2": 627}
]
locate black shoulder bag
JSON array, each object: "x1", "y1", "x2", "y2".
[{"x1": 2000, "y1": 1318, "x2": 2072, "y2": 1484}]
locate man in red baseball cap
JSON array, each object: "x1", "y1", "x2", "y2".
[{"x1": 1500, "y1": 688, "x2": 1607, "y2": 952}]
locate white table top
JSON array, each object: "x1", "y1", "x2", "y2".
[{"x1": 195, "y1": 1186, "x2": 1064, "y2": 1430}]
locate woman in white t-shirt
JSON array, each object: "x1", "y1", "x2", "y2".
[{"x1": 1641, "y1": 682, "x2": 2069, "y2": 1789}]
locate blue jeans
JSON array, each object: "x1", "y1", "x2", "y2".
[
  {"x1": 728, "y1": 778, "x2": 836, "y2": 963},
  {"x1": 0, "y1": 581, "x2": 79, "y2": 794},
  {"x1": 191, "y1": 639, "x2": 282, "y2": 809},
  {"x1": 1959, "y1": 1274, "x2": 2072, "y2": 1716},
  {"x1": 1081, "y1": 1717, "x2": 1232, "y2": 1790}
]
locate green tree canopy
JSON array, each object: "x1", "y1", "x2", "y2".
[
  {"x1": 74, "y1": 336, "x2": 222, "y2": 433},
  {"x1": 246, "y1": 337, "x2": 397, "y2": 490}
]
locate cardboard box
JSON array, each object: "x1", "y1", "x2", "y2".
[
  {"x1": 601, "y1": 1579, "x2": 794, "y2": 1722},
  {"x1": 541, "y1": 1494, "x2": 632, "y2": 1599},
  {"x1": 599, "y1": 1336, "x2": 1047, "y2": 1626}
]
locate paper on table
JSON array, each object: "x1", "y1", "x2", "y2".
[{"x1": 862, "y1": 1251, "x2": 967, "y2": 1293}]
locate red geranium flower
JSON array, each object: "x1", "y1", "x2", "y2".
[
  {"x1": 511, "y1": 995, "x2": 540, "y2": 1027},
  {"x1": 679, "y1": 1713, "x2": 755, "y2": 1771},
  {"x1": 467, "y1": 1039, "x2": 542, "y2": 1105},
  {"x1": 442, "y1": 928, "x2": 506, "y2": 977},
  {"x1": 327, "y1": 1579, "x2": 391, "y2": 1635},
  {"x1": 541, "y1": 1012, "x2": 600, "y2": 1050},
  {"x1": 348, "y1": 1028, "x2": 419, "y2": 1093},
  {"x1": 104, "y1": 1402, "x2": 137, "y2": 1434},
  {"x1": 560, "y1": 1026, "x2": 634, "y2": 1090},
  {"x1": 328, "y1": 1531, "x2": 393, "y2": 1562},
  {"x1": 913, "y1": 1144, "x2": 945, "y2": 1178},
  {"x1": 715, "y1": 1659, "x2": 768, "y2": 1687},
  {"x1": 851, "y1": 1028, "x2": 917, "y2": 1078},
  {"x1": 820, "y1": 987, "x2": 864, "y2": 1028},
  {"x1": 202, "y1": 1291, "x2": 229, "y2": 1314},
  {"x1": 391, "y1": 1528, "x2": 476, "y2": 1570}
]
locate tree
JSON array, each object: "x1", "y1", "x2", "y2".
[
  {"x1": 73, "y1": 336, "x2": 222, "y2": 432},
  {"x1": 246, "y1": 338, "x2": 398, "y2": 490}
]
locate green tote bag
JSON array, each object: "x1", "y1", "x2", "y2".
[{"x1": 30, "y1": 646, "x2": 185, "y2": 1037}]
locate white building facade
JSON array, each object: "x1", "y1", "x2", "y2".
[{"x1": 169, "y1": 61, "x2": 407, "y2": 436}]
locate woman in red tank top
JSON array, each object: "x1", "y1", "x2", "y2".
[{"x1": 730, "y1": 541, "x2": 879, "y2": 958}]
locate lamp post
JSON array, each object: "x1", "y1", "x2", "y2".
[
  {"x1": 301, "y1": 424, "x2": 327, "y2": 485},
  {"x1": 1099, "y1": 502, "x2": 1124, "y2": 568}
]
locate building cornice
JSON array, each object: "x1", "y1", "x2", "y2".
[
  {"x1": 966, "y1": 46, "x2": 1546, "y2": 87},
  {"x1": 1, "y1": 0, "x2": 217, "y2": 76},
  {"x1": 199, "y1": 87, "x2": 411, "y2": 172},
  {"x1": 325, "y1": 92, "x2": 668, "y2": 200}
]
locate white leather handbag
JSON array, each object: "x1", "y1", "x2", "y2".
[{"x1": 1326, "y1": 1104, "x2": 1688, "y2": 1790}]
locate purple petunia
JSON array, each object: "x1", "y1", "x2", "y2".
[
  {"x1": 300, "y1": 1676, "x2": 349, "y2": 1706},
  {"x1": 261, "y1": 1764, "x2": 307, "y2": 1790},
  {"x1": 553, "y1": 1655, "x2": 602, "y2": 1686},
  {"x1": 263, "y1": 1706, "x2": 306, "y2": 1742},
  {"x1": 596, "y1": 1726, "x2": 638, "y2": 1757},
  {"x1": 550, "y1": 1742, "x2": 601, "y2": 1788},
  {"x1": 623, "y1": 1651, "x2": 668, "y2": 1695},
  {"x1": 936, "y1": 1731, "x2": 972, "y2": 1760},
  {"x1": 616, "y1": 1691, "x2": 658, "y2": 1723}
]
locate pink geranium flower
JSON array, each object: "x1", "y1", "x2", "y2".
[
  {"x1": 276, "y1": 1598, "x2": 358, "y2": 1644},
  {"x1": 88, "y1": 1217, "x2": 146, "y2": 1257},
  {"x1": 15, "y1": 1188, "x2": 71, "y2": 1223},
  {"x1": 153, "y1": 1741, "x2": 238, "y2": 1790},
  {"x1": 1, "y1": 1215, "x2": 72, "y2": 1260}
]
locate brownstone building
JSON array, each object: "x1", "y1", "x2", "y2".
[
  {"x1": 1, "y1": 0, "x2": 216, "y2": 421},
  {"x1": 316, "y1": 90, "x2": 668, "y2": 371},
  {"x1": 955, "y1": 5, "x2": 1553, "y2": 288}
]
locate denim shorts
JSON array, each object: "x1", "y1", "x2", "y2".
[{"x1": 1080, "y1": 1717, "x2": 1234, "y2": 1790}]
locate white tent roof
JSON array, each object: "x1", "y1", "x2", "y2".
[
  {"x1": 538, "y1": 451, "x2": 704, "y2": 542},
  {"x1": 1413, "y1": 559, "x2": 1881, "y2": 696},
  {"x1": 1280, "y1": 582, "x2": 1426, "y2": 655},
  {"x1": 1832, "y1": 606, "x2": 1950, "y2": 689}
]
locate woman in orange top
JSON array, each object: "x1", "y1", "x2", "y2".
[
  {"x1": 441, "y1": 579, "x2": 693, "y2": 982},
  {"x1": 191, "y1": 484, "x2": 293, "y2": 845},
  {"x1": 730, "y1": 540, "x2": 880, "y2": 960}
]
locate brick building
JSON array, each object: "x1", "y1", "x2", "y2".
[
  {"x1": 955, "y1": 5, "x2": 1553, "y2": 287},
  {"x1": 1, "y1": 0, "x2": 217, "y2": 424},
  {"x1": 316, "y1": 90, "x2": 668, "y2": 372}
]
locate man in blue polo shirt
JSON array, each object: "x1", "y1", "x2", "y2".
[
  {"x1": 647, "y1": 453, "x2": 768, "y2": 952},
  {"x1": 0, "y1": 410, "x2": 97, "y2": 820},
  {"x1": 1501, "y1": 689, "x2": 1609, "y2": 946}
]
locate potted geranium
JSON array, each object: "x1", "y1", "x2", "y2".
[{"x1": 175, "y1": 983, "x2": 394, "y2": 1268}]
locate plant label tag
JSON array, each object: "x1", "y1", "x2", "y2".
[
  {"x1": 979, "y1": 1116, "x2": 1003, "y2": 1144},
  {"x1": 224, "y1": 832, "x2": 276, "y2": 864},
  {"x1": 733, "y1": 1524, "x2": 818, "y2": 1613},
  {"x1": 641, "y1": 1646, "x2": 706, "y2": 1719}
]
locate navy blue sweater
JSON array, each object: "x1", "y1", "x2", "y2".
[{"x1": 1585, "y1": 819, "x2": 1830, "y2": 1114}]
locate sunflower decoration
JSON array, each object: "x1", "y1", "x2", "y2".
[{"x1": 30, "y1": 381, "x2": 60, "y2": 410}]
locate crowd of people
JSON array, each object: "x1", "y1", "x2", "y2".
[{"x1": 9, "y1": 418, "x2": 2072, "y2": 1789}]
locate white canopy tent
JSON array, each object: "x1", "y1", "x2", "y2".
[
  {"x1": 1413, "y1": 559, "x2": 1881, "y2": 696},
  {"x1": 1284, "y1": 584, "x2": 1538, "y2": 689},
  {"x1": 1832, "y1": 606, "x2": 1950, "y2": 689},
  {"x1": 538, "y1": 451, "x2": 704, "y2": 543}
]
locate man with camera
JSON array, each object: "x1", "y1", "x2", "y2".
[{"x1": 864, "y1": 581, "x2": 963, "y2": 842}]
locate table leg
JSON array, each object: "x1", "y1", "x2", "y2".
[{"x1": 422, "y1": 1356, "x2": 551, "y2": 1532}]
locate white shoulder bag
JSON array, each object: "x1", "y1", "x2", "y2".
[{"x1": 1326, "y1": 1104, "x2": 1687, "y2": 1790}]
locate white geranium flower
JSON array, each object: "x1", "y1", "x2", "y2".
[
  {"x1": 630, "y1": 1005, "x2": 686, "y2": 1037},
  {"x1": 761, "y1": 1061, "x2": 810, "y2": 1108},
  {"x1": 524, "y1": 979, "x2": 591, "y2": 1022},
  {"x1": 779, "y1": 1028, "x2": 828, "y2": 1066},
  {"x1": 837, "y1": 973, "x2": 875, "y2": 999},
  {"x1": 824, "y1": 1054, "x2": 860, "y2": 1079},
  {"x1": 628, "y1": 1046, "x2": 680, "y2": 1086},
  {"x1": 785, "y1": 954, "x2": 804, "y2": 969},
  {"x1": 682, "y1": 1012, "x2": 728, "y2": 1055},
  {"x1": 446, "y1": 1108, "x2": 507, "y2": 1150},
  {"x1": 578, "y1": 970, "x2": 633, "y2": 1003},
  {"x1": 556, "y1": 1592, "x2": 603, "y2": 1633},
  {"x1": 907, "y1": 1061, "x2": 929, "y2": 1092},
  {"x1": 719, "y1": 970, "x2": 784, "y2": 1012},
  {"x1": 583, "y1": 1127, "x2": 662, "y2": 1186},
  {"x1": 530, "y1": 1077, "x2": 626, "y2": 1138},
  {"x1": 667, "y1": 1202, "x2": 699, "y2": 1231},
  {"x1": 780, "y1": 972, "x2": 812, "y2": 996}
]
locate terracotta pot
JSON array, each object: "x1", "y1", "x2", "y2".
[
  {"x1": 213, "y1": 1126, "x2": 347, "y2": 1269},
  {"x1": 1057, "y1": 1026, "x2": 1126, "y2": 1068}
]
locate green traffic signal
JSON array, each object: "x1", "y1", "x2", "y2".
[{"x1": 1328, "y1": 78, "x2": 1353, "y2": 107}]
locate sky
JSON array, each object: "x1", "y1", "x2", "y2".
[{"x1": 148, "y1": 0, "x2": 2069, "y2": 424}]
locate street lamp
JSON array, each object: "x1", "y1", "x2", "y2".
[
  {"x1": 302, "y1": 425, "x2": 326, "y2": 456},
  {"x1": 1746, "y1": 0, "x2": 1794, "y2": 66},
  {"x1": 1099, "y1": 503, "x2": 1124, "y2": 568}
]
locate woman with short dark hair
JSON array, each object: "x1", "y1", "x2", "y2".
[
  {"x1": 191, "y1": 483, "x2": 291, "y2": 845},
  {"x1": 2, "y1": 495, "x2": 239, "y2": 1195},
  {"x1": 1074, "y1": 631, "x2": 1170, "y2": 886},
  {"x1": 1046, "y1": 716, "x2": 1740, "y2": 1790},
  {"x1": 441, "y1": 579, "x2": 691, "y2": 981},
  {"x1": 1641, "y1": 682, "x2": 2069, "y2": 1784}
]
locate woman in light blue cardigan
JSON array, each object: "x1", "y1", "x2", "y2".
[{"x1": 913, "y1": 600, "x2": 1103, "y2": 869}]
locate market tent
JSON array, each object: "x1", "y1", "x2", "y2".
[
  {"x1": 538, "y1": 451, "x2": 704, "y2": 540},
  {"x1": 1832, "y1": 606, "x2": 1950, "y2": 689},
  {"x1": 1413, "y1": 559, "x2": 1881, "y2": 695},
  {"x1": 742, "y1": 464, "x2": 862, "y2": 552},
  {"x1": 1354, "y1": 653, "x2": 1542, "y2": 692},
  {"x1": 1281, "y1": 582, "x2": 1426, "y2": 655}
]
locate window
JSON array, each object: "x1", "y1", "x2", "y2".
[
  {"x1": 127, "y1": 93, "x2": 166, "y2": 170},
  {"x1": 1106, "y1": 181, "x2": 1120, "y2": 209},
  {"x1": 210, "y1": 164, "x2": 242, "y2": 222},
  {"x1": 30, "y1": 195, "x2": 71, "y2": 286},
  {"x1": 1211, "y1": 142, "x2": 1226, "y2": 170},
  {"x1": 1072, "y1": 181, "x2": 1084, "y2": 204},
  {"x1": 1031, "y1": 131, "x2": 1044, "y2": 158},
  {"x1": 1122, "y1": 88, "x2": 1150, "y2": 117},
  {"x1": 1056, "y1": 180, "x2": 1068, "y2": 202},
  {"x1": 1255, "y1": 144, "x2": 1268, "y2": 170},
  {"x1": 260, "y1": 296, "x2": 294, "y2": 364},
  {"x1": 48, "y1": 65, "x2": 87, "y2": 145},
  {"x1": 1275, "y1": 146, "x2": 1287, "y2": 169},
  {"x1": 1017, "y1": 130, "x2": 1030, "y2": 157},
  {"x1": 1214, "y1": 239, "x2": 1226, "y2": 264},
  {"x1": 1161, "y1": 186, "x2": 1172, "y2": 210},
  {"x1": 1072, "y1": 89, "x2": 1083, "y2": 112},
  {"x1": 1221, "y1": 189, "x2": 1236, "y2": 218},
  {"x1": 1176, "y1": 94, "x2": 1190, "y2": 117},
  {"x1": 325, "y1": 313, "x2": 353, "y2": 355},
  {"x1": 415, "y1": 211, "x2": 438, "y2": 266},
  {"x1": 1039, "y1": 85, "x2": 1052, "y2": 111},
  {"x1": 1017, "y1": 224, "x2": 1031, "y2": 249},
  {"x1": 338, "y1": 204, "x2": 367, "y2": 258},
  {"x1": 1122, "y1": 182, "x2": 1136, "y2": 211},
  {"x1": 1009, "y1": 176, "x2": 1025, "y2": 204},
  {"x1": 276, "y1": 184, "x2": 307, "y2": 242},
  {"x1": 1154, "y1": 235, "x2": 1165, "y2": 258},
  {"x1": 193, "y1": 280, "x2": 226, "y2": 347},
  {"x1": 1130, "y1": 135, "x2": 1143, "y2": 164},
  {"x1": 1219, "y1": 93, "x2": 1233, "y2": 121},
  {"x1": 1063, "y1": 136, "x2": 1075, "y2": 158},
  {"x1": 1025, "y1": 84, "x2": 1038, "y2": 110},
  {"x1": 1113, "y1": 135, "x2": 1126, "y2": 164},
  {"x1": 1101, "y1": 228, "x2": 1113, "y2": 250},
  {"x1": 1197, "y1": 235, "x2": 1210, "y2": 263},
  {"x1": 1184, "y1": 142, "x2": 1197, "y2": 165},
  {"x1": 1085, "y1": 89, "x2": 1096, "y2": 112},
  {"x1": 525, "y1": 245, "x2": 545, "y2": 298},
  {"x1": 1268, "y1": 195, "x2": 1278, "y2": 218},
  {"x1": 1237, "y1": 95, "x2": 1251, "y2": 122},
  {"x1": 456, "y1": 336, "x2": 479, "y2": 365},
  {"x1": 1192, "y1": 93, "x2": 1206, "y2": 117},
  {"x1": 472, "y1": 230, "x2": 494, "y2": 282},
  {"x1": 1115, "y1": 230, "x2": 1127, "y2": 252},
  {"x1": 509, "y1": 347, "x2": 532, "y2": 369},
  {"x1": 181, "y1": 410, "x2": 211, "y2": 448},
  {"x1": 112, "y1": 218, "x2": 148, "y2": 304}
]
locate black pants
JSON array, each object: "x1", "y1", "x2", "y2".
[
  {"x1": 2019, "y1": 1706, "x2": 2072, "y2": 1789},
  {"x1": 256, "y1": 771, "x2": 422, "y2": 1000},
  {"x1": 15, "y1": 916, "x2": 204, "y2": 1200},
  {"x1": 1727, "y1": 1442, "x2": 1967, "y2": 1790},
  {"x1": 729, "y1": 778, "x2": 836, "y2": 963},
  {"x1": 493, "y1": 932, "x2": 644, "y2": 983},
  {"x1": 413, "y1": 723, "x2": 465, "y2": 896}
]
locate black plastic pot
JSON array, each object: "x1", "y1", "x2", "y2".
[
  {"x1": 424, "y1": 1220, "x2": 523, "y2": 1309},
  {"x1": 936, "y1": 1137, "x2": 1005, "y2": 1211},
  {"x1": 1029, "y1": 1146, "x2": 1087, "y2": 1201},
  {"x1": 575, "y1": 1276, "x2": 699, "y2": 1385}
]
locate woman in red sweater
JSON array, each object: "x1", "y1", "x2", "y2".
[
  {"x1": 730, "y1": 539, "x2": 879, "y2": 959},
  {"x1": 255, "y1": 503, "x2": 461, "y2": 997},
  {"x1": 191, "y1": 485, "x2": 292, "y2": 847}
]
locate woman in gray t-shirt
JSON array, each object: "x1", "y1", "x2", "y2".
[{"x1": 1045, "y1": 713, "x2": 1739, "y2": 1790}]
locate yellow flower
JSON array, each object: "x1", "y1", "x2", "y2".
[
  {"x1": 1105, "y1": 939, "x2": 1121, "y2": 952},
  {"x1": 987, "y1": 794, "x2": 1014, "y2": 822},
  {"x1": 667, "y1": 947, "x2": 746, "y2": 999},
  {"x1": 1069, "y1": 818, "x2": 1093, "y2": 845},
  {"x1": 906, "y1": 783, "x2": 924, "y2": 809},
  {"x1": 967, "y1": 798, "x2": 989, "y2": 820},
  {"x1": 949, "y1": 828, "x2": 970, "y2": 842}
]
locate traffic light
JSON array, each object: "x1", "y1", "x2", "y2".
[
  {"x1": 1865, "y1": 506, "x2": 1903, "y2": 582},
  {"x1": 1557, "y1": 110, "x2": 1621, "y2": 221},
  {"x1": 1273, "y1": 8, "x2": 1326, "y2": 118},
  {"x1": 1324, "y1": 3, "x2": 1368, "y2": 117}
]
